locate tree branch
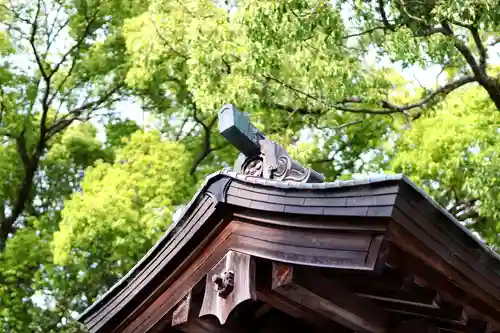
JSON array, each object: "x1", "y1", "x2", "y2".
[
  {"x1": 29, "y1": 0, "x2": 49, "y2": 82},
  {"x1": 47, "y1": 51, "x2": 79, "y2": 105},
  {"x1": 377, "y1": 0, "x2": 395, "y2": 31},
  {"x1": 414, "y1": 26, "x2": 448, "y2": 37},
  {"x1": 343, "y1": 26, "x2": 386, "y2": 39},
  {"x1": 489, "y1": 37, "x2": 500, "y2": 46},
  {"x1": 48, "y1": 16, "x2": 96, "y2": 80},
  {"x1": 188, "y1": 97, "x2": 218, "y2": 174},
  {"x1": 175, "y1": 116, "x2": 190, "y2": 141},
  {"x1": 470, "y1": 26, "x2": 487, "y2": 71},
  {"x1": 1, "y1": 128, "x2": 38, "y2": 250},
  {"x1": 46, "y1": 2, "x2": 67, "y2": 52},
  {"x1": 16, "y1": 129, "x2": 31, "y2": 168},
  {"x1": 47, "y1": 84, "x2": 124, "y2": 139},
  {"x1": 0, "y1": 2, "x2": 31, "y2": 25},
  {"x1": 267, "y1": 75, "x2": 476, "y2": 117},
  {"x1": 441, "y1": 22, "x2": 484, "y2": 79}
]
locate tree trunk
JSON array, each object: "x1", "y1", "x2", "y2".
[{"x1": 480, "y1": 78, "x2": 500, "y2": 111}]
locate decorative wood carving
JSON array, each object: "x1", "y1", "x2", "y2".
[
  {"x1": 271, "y1": 262, "x2": 388, "y2": 333},
  {"x1": 199, "y1": 250, "x2": 256, "y2": 325},
  {"x1": 219, "y1": 104, "x2": 324, "y2": 183},
  {"x1": 212, "y1": 270, "x2": 235, "y2": 299}
]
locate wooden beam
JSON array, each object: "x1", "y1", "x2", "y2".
[
  {"x1": 170, "y1": 290, "x2": 334, "y2": 333},
  {"x1": 270, "y1": 262, "x2": 388, "y2": 333},
  {"x1": 380, "y1": 302, "x2": 464, "y2": 323},
  {"x1": 356, "y1": 284, "x2": 438, "y2": 307},
  {"x1": 253, "y1": 303, "x2": 272, "y2": 319},
  {"x1": 466, "y1": 317, "x2": 493, "y2": 333},
  {"x1": 330, "y1": 265, "x2": 438, "y2": 307},
  {"x1": 384, "y1": 239, "x2": 500, "y2": 329},
  {"x1": 255, "y1": 261, "x2": 351, "y2": 332},
  {"x1": 254, "y1": 308, "x2": 343, "y2": 333},
  {"x1": 389, "y1": 211, "x2": 500, "y2": 328},
  {"x1": 256, "y1": 289, "x2": 345, "y2": 331},
  {"x1": 392, "y1": 319, "x2": 438, "y2": 333}
]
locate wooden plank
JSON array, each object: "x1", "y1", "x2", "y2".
[
  {"x1": 270, "y1": 262, "x2": 388, "y2": 333},
  {"x1": 365, "y1": 235, "x2": 387, "y2": 270},
  {"x1": 232, "y1": 210, "x2": 388, "y2": 232},
  {"x1": 358, "y1": 289, "x2": 437, "y2": 307},
  {"x1": 233, "y1": 221, "x2": 374, "y2": 252},
  {"x1": 372, "y1": 298, "x2": 464, "y2": 322},
  {"x1": 384, "y1": 226, "x2": 500, "y2": 330},
  {"x1": 398, "y1": 182, "x2": 496, "y2": 268},
  {"x1": 466, "y1": 319, "x2": 492, "y2": 333},
  {"x1": 171, "y1": 291, "x2": 232, "y2": 333},
  {"x1": 391, "y1": 319, "x2": 438, "y2": 333},
  {"x1": 394, "y1": 195, "x2": 500, "y2": 294},
  {"x1": 353, "y1": 273, "x2": 439, "y2": 307},
  {"x1": 230, "y1": 233, "x2": 369, "y2": 269},
  {"x1": 282, "y1": 183, "x2": 401, "y2": 198},
  {"x1": 395, "y1": 313, "x2": 465, "y2": 332}
]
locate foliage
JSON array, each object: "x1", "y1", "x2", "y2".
[
  {"x1": 391, "y1": 85, "x2": 500, "y2": 246},
  {"x1": 52, "y1": 130, "x2": 193, "y2": 311},
  {"x1": 0, "y1": 123, "x2": 110, "y2": 333},
  {"x1": 54, "y1": 130, "x2": 193, "y2": 271},
  {"x1": 0, "y1": 0, "x2": 136, "y2": 249}
]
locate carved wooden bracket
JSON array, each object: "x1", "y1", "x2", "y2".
[{"x1": 199, "y1": 250, "x2": 256, "y2": 325}]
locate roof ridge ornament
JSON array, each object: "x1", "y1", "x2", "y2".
[{"x1": 218, "y1": 104, "x2": 324, "y2": 183}]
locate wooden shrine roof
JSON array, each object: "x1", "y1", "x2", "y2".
[{"x1": 78, "y1": 169, "x2": 500, "y2": 333}]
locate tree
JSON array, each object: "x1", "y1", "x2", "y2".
[
  {"x1": 122, "y1": 0, "x2": 409, "y2": 180},
  {"x1": 391, "y1": 85, "x2": 500, "y2": 247},
  {"x1": 0, "y1": 0, "x2": 146, "y2": 331},
  {"x1": 0, "y1": 123, "x2": 113, "y2": 332},
  {"x1": 52, "y1": 130, "x2": 194, "y2": 316},
  {"x1": 348, "y1": 0, "x2": 500, "y2": 109},
  {"x1": 120, "y1": 0, "x2": 499, "y2": 179},
  {"x1": 0, "y1": 0, "x2": 137, "y2": 249}
]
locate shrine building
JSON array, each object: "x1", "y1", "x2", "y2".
[{"x1": 77, "y1": 105, "x2": 500, "y2": 333}]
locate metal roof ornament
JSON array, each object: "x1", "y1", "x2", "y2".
[{"x1": 218, "y1": 104, "x2": 324, "y2": 183}]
